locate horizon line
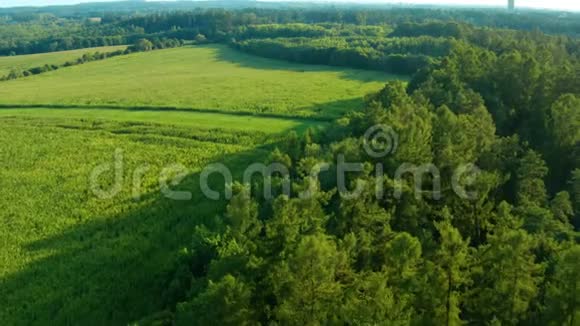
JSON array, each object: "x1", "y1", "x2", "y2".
[{"x1": 0, "y1": 0, "x2": 578, "y2": 13}]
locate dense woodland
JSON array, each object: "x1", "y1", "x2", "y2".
[
  {"x1": 0, "y1": 2, "x2": 578, "y2": 325},
  {"x1": 232, "y1": 32, "x2": 447, "y2": 74},
  {"x1": 145, "y1": 6, "x2": 578, "y2": 326},
  {"x1": 156, "y1": 37, "x2": 580, "y2": 324},
  {"x1": 1, "y1": 4, "x2": 580, "y2": 56}
]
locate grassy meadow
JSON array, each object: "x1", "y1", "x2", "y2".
[
  {"x1": 0, "y1": 45, "x2": 127, "y2": 76},
  {"x1": 0, "y1": 45, "x2": 395, "y2": 118},
  {"x1": 0, "y1": 111, "x2": 311, "y2": 325}
]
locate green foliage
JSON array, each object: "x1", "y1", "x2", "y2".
[
  {"x1": 544, "y1": 245, "x2": 580, "y2": 325},
  {"x1": 468, "y1": 227, "x2": 544, "y2": 324},
  {"x1": 392, "y1": 21, "x2": 467, "y2": 39},
  {"x1": 549, "y1": 94, "x2": 580, "y2": 149},
  {"x1": 340, "y1": 272, "x2": 399, "y2": 325},
  {"x1": 235, "y1": 23, "x2": 330, "y2": 40},
  {"x1": 176, "y1": 275, "x2": 257, "y2": 326},
  {"x1": 193, "y1": 33, "x2": 207, "y2": 43},
  {"x1": 431, "y1": 216, "x2": 471, "y2": 326},
  {"x1": 166, "y1": 20, "x2": 579, "y2": 323},
  {"x1": 132, "y1": 38, "x2": 154, "y2": 52},
  {"x1": 516, "y1": 150, "x2": 549, "y2": 206},
  {"x1": 272, "y1": 234, "x2": 342, "y2": 325},
  {"x1": 233, "y1": 36, "x2": 450, "y2": 75}
]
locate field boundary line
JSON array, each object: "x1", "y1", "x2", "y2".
[{"x1": 0, "y1": 104, "x2": 333, "y2": 122}]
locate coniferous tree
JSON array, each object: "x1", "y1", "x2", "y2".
[{"x1": 544, "y1": 245, "x2": 580, "y2": 326}]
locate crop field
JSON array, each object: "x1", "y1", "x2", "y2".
[
  {"x1": 0, "y1": 45, "x2": 395, "y2": 118},
  {"x1": 0, "y1": 45, "x2": 127, "y2": 76},
  {"x1": 0, "y1": 110, "x2": 313, "y2": 324}
]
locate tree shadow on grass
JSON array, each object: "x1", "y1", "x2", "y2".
[
  {"x1": 293, "y1": 97, "x2": 366, "y2": 120},
  {"x1": 0, "y1": 103, "x2": 331, "y2": 122},
  {"x1": 0, "y1": 97, "x2": 366, "y2": 122},
  {"x1": 0, "y1": 139, "x2": 275, "y2": 325},
  {"x1": 206, "y1": 44, "x2": 406, "y2": 83},
  {"x1": 0, "y1": 92, "x2": 375, "y2": 325}
]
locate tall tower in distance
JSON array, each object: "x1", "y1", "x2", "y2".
[{"x1": 508, "y1": 0, "x2": 515, "y2": 10}]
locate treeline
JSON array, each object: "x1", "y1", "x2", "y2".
[
  {"x1": 232, "y1": 19, "x2": 580, "y2": 75},
  {"x1": 1, "y1": 50, "x2": 124, "y2": 81},
  {"x1": 0, "y1": 35, "x2": 126, "y2": 56},
  {"x1": 233, "y1": 23, "x2": 390, "y2": 40},
  {"x1": 391, "y1": 20, "x2": 580, "y2": 59},
  {"x1": 233, "y1": 36, "x2": 455, "y2": 75},
  {"x1": 114, "y1": 8, "x2": 580, "y2": 37},
  {"x1": 2, "y1": 6, "x2": 580, "y2": 57},
  {"x1": 0, "y1": 17, "x2": 139, "y2": 56},
  {"x1": 127, "y1": 37, "x2": 184, "y2": 52},
  {"x1": 1, "y1": 37, "x2": 182, "y2": 81},
  {"x1": 391, "y1": 21, "x2": 467, "y2": 38}
]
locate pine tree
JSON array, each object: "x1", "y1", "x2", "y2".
[
  {"x1": 272, "y1": 234, "x2": 342, "y2": 325},
  {"x1": 467, "y1": 227, "x2": 544, "y2": 324},
  {"x1": 545, "y1": 245, "x2": 580, "y2": 326},
  {"x1": 340, "y1": 271, "x2": 411, "y2": 325},
  {"x1": 175, "y1": 275, "x2": 257, "y2": 326},
  {"x1": 433, "y1": 215, "x2": 471, "y2": 326},
  {"x1": 381, "y1": 232, "x2": 422, "y2": 320},
  {"x1": 516, "y1": 150, "x2": 548, "y2": 206}
]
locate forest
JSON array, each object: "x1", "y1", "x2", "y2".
[
  {"x1": 157, "y1": 34, "x2": 580, "y2": 326},
  {"x1": 1, "y1": 5, "x2": 580, "y2": 56},
  {"x1": 134, "y1": 6, "x2": 578, "y2": 326},
  {"x1": 0, "y1": 1, "x2": 578, "y2": 325}
]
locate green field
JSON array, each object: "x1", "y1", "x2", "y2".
[
  {"x1": 0, "y1": 45, "x2": 127, "y2": 76},
  {"x1": 0, "y1": 111, "x2": 313, "y2": 325},
  {"x1": 0, "y1": 45, "x2": 395, "y2": 118}
]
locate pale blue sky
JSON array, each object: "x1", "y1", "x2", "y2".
[{"x1": 0, "y1": 0, "x2": 578, "y2": 11}]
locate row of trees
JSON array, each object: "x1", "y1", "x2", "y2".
[
  {"x1": 233, "y1": 36, "x2": 454, "y2": 75},
  {"x1": 391, "y1": 21, "x2": 467, "y2": 38},
  {"x1": 114, "y1": 8, "x2": 580, "y2": 37},
  {"x1": 128, "y1": 37, "x2": 184, "y2": 52},
  {"x1": 1, "y1": 50, "x2": 124, "y2": 81},
  {"x1": 1, "y1": 38, "x2": 183, "y2": 81},
  {"x1": 232, "y1": 19, "x2": 580, "y2": 75},
  {"x1": 233, "y1": 23, "x2": 391, "y2": 40},
  {"x1": 0, "y1": 15, "x2": 140, "y2": 56}
]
